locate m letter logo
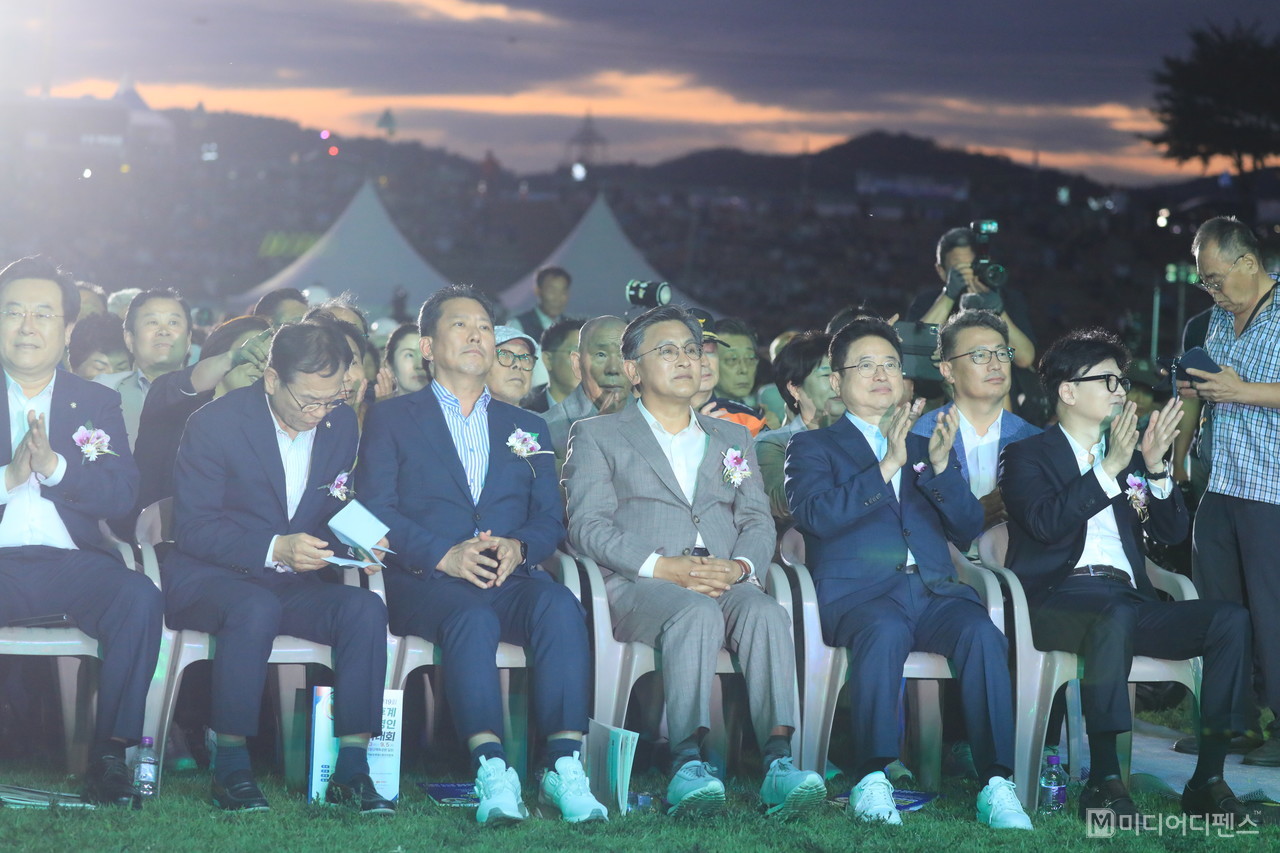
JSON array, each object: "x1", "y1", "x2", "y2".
[{"x1": 1085, "y1": 808, "x2": 1116, "y2": 838}]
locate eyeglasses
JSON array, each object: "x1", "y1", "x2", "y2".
[
  {"x1": 1071, "y1": 373, "x2": 1131, "y2": 393},
  {"x1": 496, "y1": 348, "x2": 537, "y2": 371},
  {"x1": 947, "y1": 346, "x2": 1015, "y2": 365},
  {"x1": 720, "y1": 352, "x2": 760, "y2": 369},
  {"x1": 1, "y1": 309, "x2": 64, "y2": 325},
  {"x1": 284, "y1": 382, "x2": 349, "y2": 415},
  {"x1": 1196, "y1": 254, "x2": 1245, "y2": 292},
  {"x1": 633, "y1": 342, "x2": 702, "y2": 362},
  {"x1": 833, "y1": 358, "x2": 903, "y2": 378}
]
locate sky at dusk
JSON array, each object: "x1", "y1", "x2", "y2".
[{"x1": 2, "y1": 1, "x2": 1273, "y2": 185}]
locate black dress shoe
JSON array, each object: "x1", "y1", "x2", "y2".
[
  {"x1": 325, "y1": 773, "x2": 396, "y2": 815},
  {"x1": 1243, "y1": 736, "x2": 1280, "y2": 767},
  {"x1": 1078, "y1": 774, "x2": 1138, "y2": 823},
  {"x1": 1172, "y1": 733, "x2": 1265, "y2": 755},
  {"x1": 1181, "y1": 776, "x2": 1277, "y2": 826},
  {"x1": 82, "y1": 754, "x2": 140, "y2": 808},
  {"x1": 211, "y1": 769, "x2": 271, "y2": 812}
]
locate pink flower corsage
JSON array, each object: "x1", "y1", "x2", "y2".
[
  {"x1": 912, "y1": 461, "x2": 928, "y2": 474},
  {"x1": 722, "y1": 447, "x2": 752, "y2": 487},
  {"x1": 1125, "y1": 472, "x2": 1149, "y2": 523},
  {"x1": 324, "y1": 471, "x2": 352, "y2": 501},
  {"x1": 72, "y1": 424, "x2": 117, "y2": 462},
  {"x1": 508, "y1": 427, "x2": 552, "y2": 475}
]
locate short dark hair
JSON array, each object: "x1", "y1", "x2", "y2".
[
  {"x1": 269, "y1": 320, "x2": 352, "y2": 384},
  {"x1": 303, "y1": 308, "x2": 369, "y2": 360},
  {"x1": 384, "y1": 322, "x2": 419, "y2": 361},
  {"x1": 251, "y1": 287, "x2": 307, "y2": 320},
  {"x1": 68, "y1": 313, "x2": 127, "y2": 369},
  {"x1": 825, "y1": 304, "x2": 864, "y2": 335},
  {"x1": 1192, "y1": 215, "x2": 1261, "y2": 263},
  {"x1": 713, "y1": 317, "x2": 758, "y2": 349},
  {"x1": 124, "y1": 288, "x2": 191, "y2": 336},
  {"x1": 417, "y1": 285, "x2": 495, "y2": 338},
  {"x1": 316, "y1": 291, "x2": 369, "y2": 335},
  {"x1": 621, "y1": 304, "x2": 702, "y2": 361},
  {"x1": 829, "y1": 315, "x2": 902, "y2": 369},
  {"x1": 1038, "y1": 327, "x2": 1130, "y2": 405},
  {"x1": 199, "y1": 315, "x2": 271, "y2": 361},
  {"x1": 535, "y1": 266, "x2": 571, "y2": 289},
  {"x1": 0, "y1": 255, "x2": 81, "y2": 323},
  {"x1": 773, "y1": 331, "x2": 831, "y2": 415},
  {"x1": 936, "y1": 309, "x2": 1008, "y2": 360},
  {"x1": 936, "y1": 226, "x2": 976, "y2": 267},
  {"x1": 541, "y1": 317, "x2": 585, "y2": 352}
]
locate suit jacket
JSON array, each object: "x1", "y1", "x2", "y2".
[
  {"x1": 563, "y1": 403, "x2": 774, "y2": 581},
  {"x1": 754, "y1": 417, "x2": 806, "y2": 521},
  {"x1": 544, "y1": 383, "x2": 599, "y2": 461},
  {"x1": 784, "y1": 416, "x2": 983, "y2": 609},
  {"x1": 165, "y1": 381, "x2": 359, "y2": 580},
  {"x1": 0, "y1": 372, "x2": 138, "y2": 559},
  {"x1": 356, "y1": 384, "x2": 563, "y2": 580},
  {"x1": 999, "y1": 426, "x2": 1188, "y2": 608},
  {"x1": 911, "y1": 403, "x2": 1041, "y2": 486}
]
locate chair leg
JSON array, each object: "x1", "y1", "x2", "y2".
[
  {"x1": 906, "y1": 679, "x2": 942, "y2": 792},
  {"x1": 1065, "y1": 680, "x2": 1086, "y2": 779},
  {"x1": 1119, "y1": 683, "x2": 1137, "y2": 785},
  {"x1": 275, "y1": 664, "x2": 308, "y2": 788},
  {"x1": 500, "y1": 668, "x2": 529, "y2": 778}
]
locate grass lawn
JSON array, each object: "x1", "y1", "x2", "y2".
[{"x1": 2, "y1": 758, "x2": 1276, "y2": 852}]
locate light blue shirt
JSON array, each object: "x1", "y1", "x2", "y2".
[
  {"x1": 843, "y1": 410, "x2": 916, "y2": 566},
  {"x1": 433, "y1": 380, "x2": 491, "y2": 507},
  {"x1": 0, "y1": 371, "x2": 74, "y2": 549}
]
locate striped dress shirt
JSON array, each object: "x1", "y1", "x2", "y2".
[{"x1": 432, "y1": 380, "x2": 491, "y2": 507}]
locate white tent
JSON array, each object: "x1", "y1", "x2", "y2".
[
  {"x1": 499, "y1": 194, "x2": 714, "y2": 320},
  {"x1": 239, "y1": 182, "x2": 452, "y2": 313}
]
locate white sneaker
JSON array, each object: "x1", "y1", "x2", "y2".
[
  {"x1": 976, "y1": 776, "x2": 1033, "y2": 830},
  {"x1": 847, "y1": 770, "x2": 902, "y2": 825},
  {"x1": 666, "y1": 759, "x2": 726, "y2": 817},
  {"x1": 540, "y1": 751, "x2": 608, "y2": 823},
  {"x1": 759, "y1": 757, "x2": 826, "y2": 819},
  {"x1": 474, "y1": 756, "x2": 528, "y2": 826}
]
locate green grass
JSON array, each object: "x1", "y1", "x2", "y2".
[{"x1": 2, "y1": 761, "x2": 1276, "y2": 852}]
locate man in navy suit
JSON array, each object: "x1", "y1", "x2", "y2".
[
  {"x1": 0, "y1": 256, "x2": 162, "y2": 807},
  {"x1": 357, "y1": 285, "x2": 605, "y2": 825},
  {"x1": 164, "y1": 322, "x2": 393, "y2": 814},
  {"x1": 1001, "y1": 328, "x2": 1256, "y2": 825},
  {"x1": 786, "y1": 316, "x2": 1030, "y2": 830}
]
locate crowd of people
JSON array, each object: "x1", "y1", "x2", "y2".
[{"x1": 0, "y1": 214, "x2": 1277, "y2": 835}]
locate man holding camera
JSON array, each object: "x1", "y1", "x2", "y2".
[{"x1": 1179, "y1": 216, "x2": 1280, "y2": 766}]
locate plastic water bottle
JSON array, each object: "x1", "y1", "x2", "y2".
[
  {"x1": 133, "y1": 736, "x2": 158, "y2": 798},
  {"x1": 1038, "y1": 754, "x2": 1067, "y2": 812}
]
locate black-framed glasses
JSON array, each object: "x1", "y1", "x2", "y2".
[
  {"x1": 947, "y1": 346, "x2": 1015, "y2": 365},
  {"x1": 1071, "y1": 373, "x2": 1131, "y2": 393},
  {"x1": 634, "y1": 342, "x2": 702, "y2": 362},
  {"x1": 1196, "y1": 254, "x2": 1245, "y2": 292},
  {"x1": 284, "y1": 382, "x2": 349, "y2": 415},
  {"x1": 833, "y1": 358, "x2": 903, "y2": 378},
  {"x1": 496, "y1": 348, "x2": 537, "y2": 371}
]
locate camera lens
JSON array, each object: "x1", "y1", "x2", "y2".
[{"x1": 625, "y1": 280, "x2": 672, "y2": 308}]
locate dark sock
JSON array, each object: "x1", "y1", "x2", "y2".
[
  {"x1": 855, "y1": 758, "x2": 893, "y2": 782},
  {"x1": 471, "y1": 741, "x2": 506, "y2": 771},
  {"x1": 544, "y1": 738, "x2": 582, "y2": 771},
  {"x1": 1088, "y1": 731, "x2": 1120, "y2": 781},
  {"x1": 94, "y1": 740, "x2": 126, "y2": 761},
  {"x1": 214, "y1": 743, "x2": 251, "y2": 784},
  {"x1": 332, "y1": 746, "x2": 369, "y2": 784},
  {"x1": 1190, "y1": 734, "x2": 1230, "y2": 788},
  {"x1": 669, "y1": 734, "x2": 702, "y2": 775},
  {"x1": 762, "y1": 735, "x2": 791, "y2": 771},
  {"x1": 983, "y1": 764, "x2": 1014, "y2": 781}
]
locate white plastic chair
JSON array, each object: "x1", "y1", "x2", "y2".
[
  {"x1": 974, "y1": 522, "x2": 1202, "y2": 810},
  {"x1": 0, "y1": 530, "x2": 152, "y2": 775},
  {"x1": 777, "y1": 528, "x2": 1004, "y2": 788},
  {"x1": 137, "y1": 498, "x2": 391, "y2": 788},
  {"x1": 388, "y1": 551, "x2": 581, "y2": 777},
  {"x1": 572, "y1": 552, "x2": 801, "y2": 775}
]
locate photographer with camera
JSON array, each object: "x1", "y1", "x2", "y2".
[{"x1": 907, "y1": 225, "x2": 1042, "y2": 421}]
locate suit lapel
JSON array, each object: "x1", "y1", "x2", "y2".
[
  {"x1": 414, "y1": 386, "x2": 474, "y2": 505},
  {"x1": 245, "y1": 391, "x2": 289, "y2": 518},
  {"x1": 694, "y1": 415, "x2": 730, "y2": 502},
  {"x1": 617, "y1": 405, "x2": 689, "y2": 505},
  {"x1": 480, "y1": 405, "x2": 522, "y2": 508}
]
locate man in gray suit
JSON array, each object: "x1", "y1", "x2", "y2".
[{"x1": 564, "y1": 305, "x2": 824, "y2": 820}]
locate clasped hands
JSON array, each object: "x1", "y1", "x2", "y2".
[
  {"x1": 437, "y1": 530, "x2": 523, "y2": 589},
  {"x1": 655, "y1": 555, "x2": 744, "y2": 598},
  {"x1": 6, "y1": 411, "x2": 60, "y2": 491}
]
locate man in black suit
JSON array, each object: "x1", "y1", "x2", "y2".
[
  {"x1": 1000, "y1": 328, "x2": 1256, "y2": 825},
  {"x1": 164, "y1": 322, "x2": 393, "y2": 814},
  {"x1": 0, "y1": 256, "x2": 162, "y2": 806}
]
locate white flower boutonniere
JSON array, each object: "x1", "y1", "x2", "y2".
[
  {"x1": 72, "y1": 423, "x2": 117, "y2": 462},
  {"x1": 507, "y1": 427, "x2": 552, "y2": 474},
  {"x1": 1125, "y1": 472, "x2": 1150, "y2": 523},
  {"x1": 722, "y1": 447, "x2": 751, "y2": 487}
]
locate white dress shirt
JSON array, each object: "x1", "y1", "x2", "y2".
[
  {"x1": 956, "y1": 407, "x2": 1002, "y2": 499},
  {"x1": 1060, "y1": 425, "x2": 1171, "y2": 583},
  {"x1": 264, "y1": 394, "x2": 316, "y2": 571},
  {"x1": 844, "y1": 411, "x2": 917, "y2": 566},
  {"x1": 0, "y1": 371, "x2": 75, "y2": 549}
]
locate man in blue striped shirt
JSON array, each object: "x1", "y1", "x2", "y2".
[
  {"x1": 358, "y1": 285, "x2": 605, "y2": 825},
  {"x1": 1179, "y1": 216, "x2": 1280, "y2": 767}
]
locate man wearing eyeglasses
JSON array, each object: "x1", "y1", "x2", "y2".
[
  {"x1": 165, "y1": 322, "x2": 394, "y2": 814},
  {"x1": 913, "y1": 311, "x2": 1040, "y2": 531},
  {"x1": 1179, "y1": 216, "x2": 1280, "y2": 767},
  {"x1": 565, "y1": 304, "x2": 824, "y2": 820},
  {"x1": 485, "y1": 325, "x2": 539, "y2": 408},
  {"x1": 785, "y1": 315, "x2": 1030, "y2": 830},
  {"x1": 1001, "y1": 328, "x2": 1258, "y2": 826}
]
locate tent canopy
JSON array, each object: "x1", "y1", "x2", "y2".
[
  {"x1": 239, "y1": 182, "x2": 452, "y2": 314},
  {"x1": 499, "y1": 194, "x2": 714, "y2": 321}
]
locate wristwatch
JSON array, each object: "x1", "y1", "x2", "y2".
[
  {"x1": 516, "y1": 539, "x2": 528, "y2": 566},
  {"x1": 1146, "y1": 468, "x2": 1170, "y2": 482}
]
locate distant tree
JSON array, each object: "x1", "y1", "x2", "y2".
[{"x1": 1147, "y1": 22, "x2": 1280, "y2": 177}]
